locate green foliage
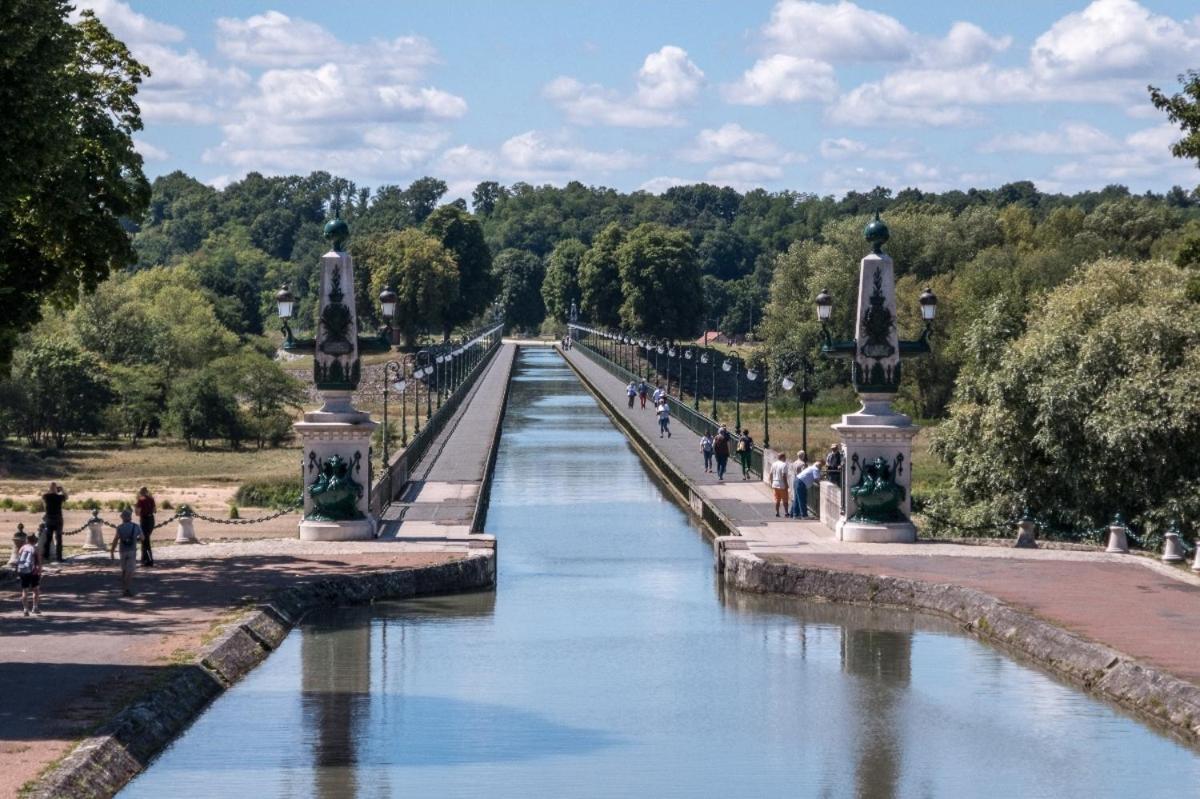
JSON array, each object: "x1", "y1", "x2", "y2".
[
  {"x1": 0, "y1": 3, "x2": 151, "y2": 371},
  {"x1": 14, "y1": 338, "x2": 113, "y2": 448},
  {"x1": 1150, "y1": 70, "x2": 1200, "y2": 166},
  {"x1": 424, "y1": 204, "x2": 494, "y2": 334},
  {"x1": 541, "y1": 238, "x2": 586, "y2": 322},
  {"x1": 208, "y1": 349, "x2": 304, "y2": 448},
  {"x1": 934, "y1": 258, "x2": 1200, "y2": 533},
  {"x1": 356, "y1": 228, "x2": 460, "y2": 346},
  {"x1": 616, "y1": 223, "x2": 704, "y2": 339},
  {"x1": 579, "y1": 224, "x2": 624, "y2": 327},
  {"x1": 178, "y1": 226, "x2": 289, "y2": 336},
  {"x1": 104, "y1": 364, "x2": 165, "y2": 440},
  {"x1": 164, "y1": 370, "x2": 243, "y2": 450},
  {"x1": 494, "y1": 249, "x2": 546, "y2": 332}
]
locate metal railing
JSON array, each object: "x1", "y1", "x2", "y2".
[{"x1": 570, "y1": 331, "x2": 764, "y2": 478}]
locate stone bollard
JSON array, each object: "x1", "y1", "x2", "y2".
[
  {"x1": 1105, "y1": 514, "x2": 1129, "y2": 554},
  {"x1": 174, "y1": 505, "x2": 198, "y2": 544},
  {"x1": 1013, "y1": 512, "x2": 1037, "y2": 549},
  {"x1": 1161, "y1": 521, "x2": 1185, "y2": 564},
  {"x1": 84, "y1": 509, "x2": 106, "y2": 550},
  {"x1": 1192, "y1": 544, "x2": 1200, "y2": 573},
  {"x1": 8, "y1": 524, "x2": 27, "y2": 567}
]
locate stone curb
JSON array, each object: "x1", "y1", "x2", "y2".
[
  {"x1": 25, "y1": 553, "x2": 496, "y2": 799},
  {"x1": 471, "y1": 345, "x2": 518, "y2": 534},
  {"x1": 724, "y1": 551, "x2": 1200, "y2": 744},
  {"x1": 560, "y1": 346, "x2": 739, "y2": 539}
]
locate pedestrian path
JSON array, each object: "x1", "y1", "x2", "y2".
[
  {"x1": 559, "y1": 344, "x2": 1200, "y2": 689},
  {"x1": 378, "y1": 342, "x2": 518, "y2": 542}
]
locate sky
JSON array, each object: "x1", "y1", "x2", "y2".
[{"x1": 81, "y1": 0, "x2": 1200, "y2": 200}]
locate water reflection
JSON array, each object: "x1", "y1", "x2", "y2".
[{"x1": 119, "y1": 348, "x2": 1200, "y2": 799}]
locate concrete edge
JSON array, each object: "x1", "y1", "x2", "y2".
[
  {"x1": 558, "y1": 346, "x2": 739, "y2": 540},
  {"x1": 25, "y1": 552, "x2": 496, "y2": 799},
  {"x1": 471, "y1": 344, "x2": 519, "y2": 534},
  {"x1": 723, "y1": 551, "x2": 1200, "y2": 745}
]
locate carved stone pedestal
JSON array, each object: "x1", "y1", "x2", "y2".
[
  {"x1": 295, "y1": 392, "x2": 376, "y2": 541},
  {"x1": 833, "y1": 396, "x2": 919, "y2": 543}
]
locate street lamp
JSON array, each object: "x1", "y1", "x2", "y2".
[
  {"x1": 275, "y1": 284, "x2": 296, "y2": 347},
  {"x1": 746, "y1": 362, "x2": 769, "y2": 448},
  {"x1": 723, "y1": 353, "x2": 742, "y2": 431},
  {"x1": 382, "y1": 361, "x2": 408, "y2": 465},
  {"x1": 686, "y1": 348, "x2": 700, "y2": 411},
  {"x1": 781, "y1": 358, "x2": 817, "y2": 458},
  {"x1": 416, "y1": 350, "x2": 432, "y2": 425},
  {"x1": 702, "y1": 349, "x2": 716, "y2": 418}
]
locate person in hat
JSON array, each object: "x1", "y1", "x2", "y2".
[
  {"x1": 109, "y1": 508, "x2": 143, "y2": 597},
  {"x1": 825, "y1": 444, "x2": 844, "y2": 487}
]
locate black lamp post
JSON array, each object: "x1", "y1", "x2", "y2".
[
  {"x1": 723, "y1": 353, "x2": 741, "y2": 432},
  {"x1": 415, "y1": 350, "x2": 432, "y2": 424},
  {"x1": 703, "y1": 348, "x2": 716, "y2": 418},
  {"x1": 382, "y1": 361, "x2": 407, "y2": 463},
  {"x1": 275, "y1": 284, "x2": 296, "y2": 347},
  {"x1": 686, "y1": 348, "x2": 699, "y2": 411},
  {"x1": 781, "y1": 358, "x2": 817, "y2": 457},
  {"x1": 746, "y1": 361, "x2": 767, "y2": 448}
]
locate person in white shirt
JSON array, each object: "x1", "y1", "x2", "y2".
[
  {"x1": 793, "y1": 461, "x2": 822, "y2": 519},
  {"x1": 657, "y1": 401, "x2": 672, "y2": 438},
  {"x1": 652, "y1": 385, "x2": 665, "y2": 406},
  {"x1": 626, "y1": 381, "x2": 637, "y2": 408},
  {"x1": 769, "y1": 452, "x2": 790, "y2": 517},
  {"x1": 700, "y1": 432, "x2": 714, "y2": 473}
]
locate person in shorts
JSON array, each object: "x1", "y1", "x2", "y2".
[
  {"x1": 16, "y1": 532, "x2": 42, "y2": 616},
  {"x1": 110, "y1": 508, "x2": 143, "y2": 597},
  {"x1": 769, "y1": 452, "x2": 790, "y2": 517}
]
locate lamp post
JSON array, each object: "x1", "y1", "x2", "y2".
[
  {"x1": 382, "y1": 361, "x2": 407, "y2": 463},
  {"x1": 703, "y1": 349, "x2": 716, "y2": 419},
  {"x1": 686, "y1": 348, "x2": 700, "y2": 411},
  {"x1": 814, "y1": 213, "x2": 938, "y2": 543},
  {"x1": 746, "y1": 361, "x2": 767, "y2": 448},
  {"x1": 667, "y1": 343, "x2": 677, "y2": 398},
  {"x1": 275, "y1": 284, "x2": 296, "y2": 347},
  {"x1": 723, "y1": 353, "x2": 741, "y2": 432},
  {"x1": 781, "y1": 358, "x2": 817, "y2": 457}
]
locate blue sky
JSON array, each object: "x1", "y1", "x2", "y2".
[{"x1": 83, "y1": 0, "x2": 1200, "y2": 200}]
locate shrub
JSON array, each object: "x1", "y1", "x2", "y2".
[
  {"x1": 228, "y1": 504, "x2": 239, "y2": 519},
  {"x1": 235, "y1": 478, "x2": 302, "y2": 509}
]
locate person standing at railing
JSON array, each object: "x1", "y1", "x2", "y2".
[
  {"x1": 769, "y1": 452, "x2": 790, "y2": 518},
  {"x1": 713, "y1": 425, "x2": 731, "y2": 480},
  {"x1": 824, "y1": 444, "x2": 844, "y2": 487},
  {"x1": 700, "y1": 430, "x2": 714, "y2": 473},
  {"x1": 736, "y1": 430, "x2": 754, "y2": 480},
  {"x1": 789, "y1": 450, "x2": 808, "y2": 518},
  {"x1": 626, "y1": 381, "x2": 637, "y2": 408},
  {"x1": 657, "y1": 400, "x2": 672, "y2": 438},
  {"x1": 793, "y1": 461, "x2": 823, "y2": 519}
]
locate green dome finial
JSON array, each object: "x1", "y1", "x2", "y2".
[
  {"x1": 324, "y1": 216, "x2": 350, "y2": 252},
  {"x1": 864, "y1": 211, "x2": 889, "y2": 255}
]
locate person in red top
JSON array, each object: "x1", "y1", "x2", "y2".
[{"x1": 135, "y1": 487, "x2": 156, "y2": 567}]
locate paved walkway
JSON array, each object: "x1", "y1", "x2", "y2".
[
  {"x1": 378, "y1": 342, "x2": 518, "y2": 540},
  {"x1": 561, "y1": 344, "x2": 1200, "y2": 688}
]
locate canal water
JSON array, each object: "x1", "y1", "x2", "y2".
[{"x1": 121, "y1": 348, "x2": 1200, "y2": 798}]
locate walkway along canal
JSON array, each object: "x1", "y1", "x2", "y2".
[{"x1": 119, "y1": 348, "x2": 1200, "y2": 798}]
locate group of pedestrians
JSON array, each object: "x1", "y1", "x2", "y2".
[
  {"x1": 626, "y1": 380, "x2": 674, "y2": 439},
  {"x1": 767, "y1": 451, "x2": 822, "y2": 519},
  {"x1": 15, "y1": 483, "x2": 160, "y2": 614},
  {"x1": 699, "y1": 425, "x2": 754, "y2": 480}
]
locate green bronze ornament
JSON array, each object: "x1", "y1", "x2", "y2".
[
  {"x1": 324, "y1": 217, "x2": 350, "y2": 252},
  {"x1": 848, "y1": 453, "x2": 908, "y2": 523},
  {"x1": 864, "y1": 212, "x2": 889, "y2": 255},
  {"x1": 305, "y1": 453, "x2": 364, "y2": 521}
]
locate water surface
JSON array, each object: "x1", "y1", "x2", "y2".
[{"x1": 120, "y1": 348, "x2": 1200, "y2": 798}]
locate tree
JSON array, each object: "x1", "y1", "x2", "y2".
[
  {"x1": 472, "y1": 181, "x2": 506, "y2": 216},
  {"x1": 933, "y1": 257, "x2": 1200, "y2": 533},
  {"x1": 1150, "y1": 70, "x2": 1200, "y2": 166},
  {"x1": 105, "y1": 364, "x2": 165, "y2": 440},
  {"x1": 210, "y1": 349, "x2": 305, "y2": 448},
  {"x1": 405, "y1": 177, "x2": 448, "y2": 224},
  {"x1": 579, "y1": 223, "x2": 625, "y2": 327},
  {"x1": 493, "y1": 249, "x2": 545, "y2": 332},
  {"x1": 541, "y1": 238, "x2": 586, "y2": 322},
  {"x1": 15, "y1": 339, "x2": 113, "y2": 448},
  {"x1": 0, "y1": 4, "x2": 151, "y2": 370},
  {"x1": 179, "y1": 226, "x2": 288, "y2": 336},
  {"x1": 164, "y1": 370, "x2": 243, "y2": 450},
  {"x1": 356, "y1": 229, "x2": 459, "y2": 346},
  {"x1": 616, "y1": 223, "x2": 704, "y2": 339},
  {"x1": 424, "y1": 205, "x2": 494, "y2": 337}
]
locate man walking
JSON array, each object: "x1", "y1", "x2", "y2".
[
  {"x1": 657, "y1": 400, "x2": 672, "y2": 438},
  {"x1": 626, "y1": 381, "x2": 637, "y2": 409},
  {"x1": 110, "y1": 508, "x2": 143, "y2": 597},
  {"x1": 638, "y1": 380, "x2": 649, "y2": 410},
  {"x1": 135, "y1": 487, "x2": 156, "y2": 567},
  {"x1": 769, "y1": 452, "x2": 790, "y2": 517},
  {"x1": 736, "y1": 430, "x2": 754, "y2": 480},
  {"x1": 713, "y1": 425, "x2": 731, "y2": 480},
  {"x1": 41, "y1": 482, "x2": 67, "y2": 562},
  {"x1": 793, "y1": 460, "x2": 822, "y2": 519}
]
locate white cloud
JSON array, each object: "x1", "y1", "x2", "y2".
[
  {"x1": 826, "y1": 81, "x2": 983, "y2": 127},
  {"x1": 723, "y1": 55, "x2": 837, "y2": 105},
  {"x1": 707, "y1": 161, "x2": 784, "y2": 186},
  {"x1": 819, "y1": 137, "x2": 913, "y2": 160},
  {"x1": 134, "y1": 139, "x2": 168, "y2": 162},
  {"x1": 435, "y1": 131, "x2": 641, "y2": 187},
  {"x1": 683, "y1": 123, "x2": 783, "y2": 162},
  {"x1": 545, "y1": 46, "x2": 703, "y2": 127},
  {"x1": 216, "y1": 11, "x2": 341, "y2": 67},
  {"x1": 1031, "y1": 0, "x2": 1200, "y2": 81},
  {"x1": 74, "y1": 0, "x2": 184, "y2": 45},
  {"x1": 917, "y1": 22, "x2": 1011, "y2": 68},
  {"x1": 635, "y1": 46, "x2": 705, "y2": 108},
  {"x1": 1049, "y1": 124, "x2": 1191, "y2": 186},
  {"x1": 638, "y1": 176, "x2": 694, "y2": 194},
  {"x1": 763, "y1": 1, "x2": 911, "y2": 62},
  {"x1": 980, "y1": 123, "x2": 1119, "y2": 155}
]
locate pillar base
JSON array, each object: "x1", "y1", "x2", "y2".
[
  {"x1": 837, "y1": 519, "x2": 917, "y2": 543},
  {"x1": 299, "y1": 518, "x2": 375, "y2": 541}
]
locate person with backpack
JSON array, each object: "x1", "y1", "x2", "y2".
[
  {"x1": 109, "y1": 508, "x2": 143, "y2": 597},
  {"x1": 16, "y1": 532, "x2": 42, "y2": 616},
  {"x1": 700, "y1": 430, "x2": 714, "y2": 473},
  {"x1": 737, "y1": 430, "x2": 754, "y2": 480},
  {"x1": 626, "y1": 381, "x2": 637, "y2": 409},
  {"x1": 657, "y1": 400, "x2": 672, "y2": 438},
  {"x1": 713, "y1": 425, "x2": 731, "y2": 480}
]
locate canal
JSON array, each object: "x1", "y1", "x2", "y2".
[{"x1": 121, "y1": 348, "x2": 1200, "y2": 798}]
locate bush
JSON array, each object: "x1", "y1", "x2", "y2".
[
  {"x1": 228, "y1": 504, "x2": 239, "y2": 519},
  {"x1": 235, "y1": 478, "x2": 302, "y2": 509},
  {"x1": 161, "y1": 499, "x2": 173, "y2": 510}
]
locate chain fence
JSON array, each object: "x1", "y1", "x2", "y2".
[{"x1": 35, "y1": 496, "x2": 305, "y2": 537}]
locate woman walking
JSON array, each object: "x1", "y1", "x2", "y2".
[
  {"x1": 737, "y1": 429, "x2": 754, "y2": 480},
  {"x1": 135, "y1": 487, "x2": 156, "y2": 567},
  {"x1": 700, "y1": 431, "x2": 714, "y2": 473},
  {"x1": 657, "y1": 400, "x2": 672, "y2": 438}
]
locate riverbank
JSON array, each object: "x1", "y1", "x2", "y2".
[
  {"x1": 6, "y1": 542, "x2": 495, "y2": 798},
  {"x1": 559, "y1": 343, "x2": 1200, "y2": 745}
]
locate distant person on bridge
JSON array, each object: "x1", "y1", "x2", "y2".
[
  {"x1": 700, "y1": 431, "x2": 714, "y2": 473},
  {"x1": 626, "y1": 381, "x2": 637, "y2": 408},
  {"x1": 110, "y1": 509, "x2": 143, "y2": 597},
  {"x1": 793, "y1": 460, "x2": 823, "y2": 519},
  {"x1": 652, "y1": 385, "x2": 665, "y2": 407},
  {"x1": 769, "y1": 452, "x2": 790, "y2": 517},
  {"x1": 16, "y1": 532, "x2": 42, "y2": 616},
  {"x1": 657, "y1": 401, "x2": 672, "y2": 438},
  {"x1": 736, "y1": 430, "x2": 754, "y2": 480},
  {"x1": 713, "y1": 425, "x2": 731, "y2": 480},
  {"x1": 638, "y1": 380, "x2": 649, "y2": 409}
]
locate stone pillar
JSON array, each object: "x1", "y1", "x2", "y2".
[
  {"x1": 175, "y1": 508, "x2": 197, "y2": 544},
  {"x1": 833, "y1": 243, "x2": 918, "y2": 544},
  {"x1": 294, "y1": 239, "x2": 376, "y2": 542},
  {"x1": 1105, "y1": 518, "x2": 1129, "y2": 554},
  {"x1": 84, "y1": 510, "x2": 106, "y2": 550},
  {"x1": 1162, "y1": 525, "x2": 1185, "y2": 563}
]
